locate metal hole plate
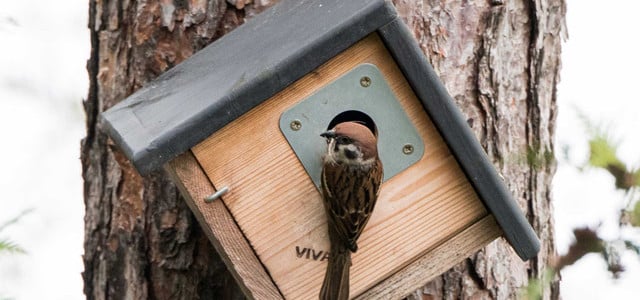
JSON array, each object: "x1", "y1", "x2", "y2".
[{"x1": 279, "y1": 63, "x2": 424, "y2": 188}]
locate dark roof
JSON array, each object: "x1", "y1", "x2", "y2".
[
  {"x1": 101, "y1": 0, "x2": 540, "y2": 261},
  {"x1": 101, "y1": 0, "x2": 396, "y2": 175}
]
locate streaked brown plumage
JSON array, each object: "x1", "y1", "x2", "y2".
[{"x1": 319, "y1": 122, "x2": 383, "y2": 300}]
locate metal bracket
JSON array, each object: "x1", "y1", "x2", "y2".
[{"x1": 279, "y1": 63, "x2": 424, "y2": 188}]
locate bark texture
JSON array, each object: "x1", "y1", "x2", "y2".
[
  {"x1": 82, "y1": 0, "x2": 565, "y2": 299},
  {"x1": 394, "y1": 1, "x2": 566, "y2": 299},
  {"x1": 82, "y1": 1, "x2": 275, "y2": 299}
]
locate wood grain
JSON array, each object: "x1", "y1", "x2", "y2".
[
  {"x1": 192, "y1": 34, "x2": 488, "y2": 299},
  {"x1": 165, "y1": 151, "x2": 283, "y2": 300},
  {"x1": 355, "y1": 215, "x2": 502, "y2": 299}
]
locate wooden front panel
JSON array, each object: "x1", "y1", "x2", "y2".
[
  {"x1": 165, "y1": 152, "x2": 283, "y2": 299},
  {"x1": 192, "y1": 34, "x2": 488, "y2": 299}
]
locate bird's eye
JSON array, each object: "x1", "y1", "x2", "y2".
[{"x1": 337, "y1": 136, "x2": 351, "y2": 144}]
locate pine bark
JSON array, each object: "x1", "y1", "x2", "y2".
[
  {"x1": 81, "y1": 1, "x2": 273, "y2": 299},
  {"x1": 82, "y1": 0, "x2": 565, "y2": 299},
  {"x1": 394, "y1": 1, "x2": 566, "y2": 299}
]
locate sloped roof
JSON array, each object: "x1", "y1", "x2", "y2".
[{"x1": 102, "y1": 0, "x2": 396, "y2": 174}]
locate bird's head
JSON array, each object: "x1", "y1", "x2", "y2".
[{"x1": 321, "y1": 121, "x2": 379, "y2": 167}]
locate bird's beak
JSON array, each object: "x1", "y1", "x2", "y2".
[{"x1": 320, "y1": 129, "x2": 336, "y2": 139}]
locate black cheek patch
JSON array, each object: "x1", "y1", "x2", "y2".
[{"x1": 344, "y1": 149, "x2": 358, "y2": 160}]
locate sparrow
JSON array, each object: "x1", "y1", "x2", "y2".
[{"x1": 319, "y1": 121, "x2": 383, "y2": 300}]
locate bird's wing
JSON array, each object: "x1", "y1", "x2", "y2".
[
  {"x1": 321, "y1": 160, "x2": 383, "y2": 252},
  {"x1": 348, "y1": 159, "x2": 382, "y2": 247}
]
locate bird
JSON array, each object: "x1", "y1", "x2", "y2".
[{"x1": 319, "y1": 121, "x2": 383, "y2": 300}]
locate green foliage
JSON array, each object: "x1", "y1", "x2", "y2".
[
  {"x1": 520, "y1": 268, "x2": 555, "y2": 300},
  {"x1": 523, "y1": 111, "x2": 640, "y2": 296},
  {"x1": 0, "y1": 239, "x2": 25, "y2": 255},
  {"x1": 526, "y1": 145, "x2": 555, "y2": 171},
  {"x1": 625, "y1": 240, "x2": 640, "y2": 256},
  {"x1": 581, "y1": 116, "x2": 640, "y2": 231},
  {"x1": 0, "y1": 211, "x2": 30, "y2": 300},
  {"x1": 588, "y1": 135, "x2": 622, "y2": 169},
  {"x1": 0, "y1": 209, "x2": 31, "y2": 256},
  {"x1": 0, "y1": 209, "x2": 32, "y2": 232},
  {"x1": 631, "y1": 201, "x2": 640, "y2": 227},
  {"x1": 0, "y1": 209, "x2": 31, "y2": 300},
  {"x1": 500, "y1": 143, "x2": 555, "y2": 172},
  {"x1": 579, "y1": 111, "x2": 639, "y2": 192}
]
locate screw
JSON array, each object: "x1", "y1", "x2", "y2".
[
  {"x1": 402, "y1": 144, "x2": 414, "y2": 155},
  {"x1": 205, "y1": 186, "x2": 230, "y2": 203},
  {"x1": 290, "y1": 120, "x2": 302, "y2": 131},
  {"x1": 360, "y1": 76, "x2": 371, "y2": 87}
]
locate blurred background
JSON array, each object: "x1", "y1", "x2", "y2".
[{"x1": 0, "y1": 0, "x2": 638, "y2": 299}]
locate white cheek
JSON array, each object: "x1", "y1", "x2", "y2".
[
  {"x1": 327, "y1": 139, "x2": 336, "y2": 151},
  {"x1": 324, "y1": 139, "x2": 337, "y2": 163},
  {"x1": 344, "y1": 144, "x2": 358, "y2": 154}
]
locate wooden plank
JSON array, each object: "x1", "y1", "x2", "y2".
[
  {"x1": 355, "y1": 215, "x2": 503, "y2": 299},
  {"x1": 192, "y1": 33, "x2": 488, "y2": 299},
  {"x1": 164, "y1": 151, "x2": 283, "y2": 300}
]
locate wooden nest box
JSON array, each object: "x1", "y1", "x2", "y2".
[{"x1": 101, "y1": 0, "x2": 540, "y2": 299}]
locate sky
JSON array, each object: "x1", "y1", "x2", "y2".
[
  {"x1": 0, "y1": 0, "x2": 638, "y2": 299},
  {"x1": 0, "y1": 1, "x2": 87, "y2": 299},
  {"x1": 553, "y1": 0, "x2": 640, "y2": 298}
]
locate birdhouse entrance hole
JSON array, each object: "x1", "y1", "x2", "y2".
[
  {"x1": 326, "y1": 110, "x2": 378, "y2": 137},
  {"x1": 279, "y1": 63, "x2": 424, "y2": 188}
]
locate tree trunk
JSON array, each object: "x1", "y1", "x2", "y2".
[
  {"x1": 394, "y1": 1, "x2": 565, "y2": 299},
  {"x1": 82, "y1": 0, "x2": 565, "y2": 299}
]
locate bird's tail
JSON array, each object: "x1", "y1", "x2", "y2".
[{"x1": 319, "y1": 245, "x2": 351, "y2": 300}]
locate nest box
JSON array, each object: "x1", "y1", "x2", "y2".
[{"x1": 102, "y1": 0, "x2": 540, "y2": 298}]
